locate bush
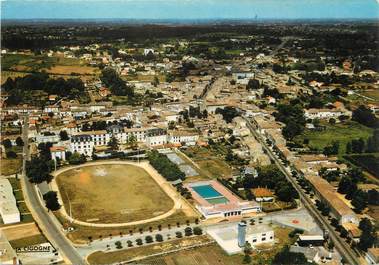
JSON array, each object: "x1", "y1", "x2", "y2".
[
  {"x1": 6, "y1": 151, "x2": 17, "y2": 159},
  {"x1": 147, "y1": 150, "x2": 185, "y2": 181},
  {"x1": 145, "y1": 235, "x2": 153, "y2": 243},
  {"x1": 184, "y1": 227, "x2": 193, "y2": 236},
  {"x1": 175, "y1": 231, "x2": 183, "y2": 238},
  {"x1": 193, "y1": 227, "x2": 203, "y2": 235},
  {"x1": 155, "y1": 234, "x2": 164, "y2": 242},
  {"x1": 127, "y1": 240, "x2": 133, "y2": 247},
  {"x1": 136, "y1": 238, "x2": 143, "y2": 245},
  {"x1": 115, "y1": 241, "x2": 122, "y2": 249}
]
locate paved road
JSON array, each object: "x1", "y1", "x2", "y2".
[
  {"x1": 20, "y1": 115, "x2": 86, "y2": 265},
  {"x1": 243, "y1": 116, "x2": 360, "y2": 265}
]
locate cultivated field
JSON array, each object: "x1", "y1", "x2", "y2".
[
  {"x1": 0, "y1": 157, "x2": 22, "y2": 176},
  {"x1": 56, "y1": 163, "x2": 174, "y2": 224}
]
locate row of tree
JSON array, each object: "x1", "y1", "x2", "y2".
[
  {"x1": 337, "y1": 168, "x2": 378, "y2": 213},
  {"x1": 352, "y1": 105, "x2": 379, "y2": 129},
  {"x1": 147, "y1": 150, "x2": 185, "y2": 181},
  {"x1": 346, "y1": 129, "x2": 379, "y2": 154}
]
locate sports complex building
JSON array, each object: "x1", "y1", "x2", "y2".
[{"x1": 186, "y1": 180, "x2": 261, "y2": 219}]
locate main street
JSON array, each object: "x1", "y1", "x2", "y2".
[
  {"x1": 242, "y1": 115, "x2": 360, "y2": 265},
  {"x1": 20, "y1": 115, "x2": 86, "y2": 265}
]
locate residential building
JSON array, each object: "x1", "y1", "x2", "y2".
[{"x1": 306, "y1": 175, "x2": 359, "y2": 225}]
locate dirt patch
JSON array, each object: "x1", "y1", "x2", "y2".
[{"x1": 2, "y1": 222, "x2": 41, "y2": 241}]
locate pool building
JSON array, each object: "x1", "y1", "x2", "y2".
[{"x1": 186, "y1": 180, "x2": 261, "y2": 219}]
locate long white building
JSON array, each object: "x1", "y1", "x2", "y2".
[
  {"x1": 68, "y1": 126, "x2": 199, "y2": 156},
  {"x1": 0, "y1": 179, "x2": 20, "y2": 224}
]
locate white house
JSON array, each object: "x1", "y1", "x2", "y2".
[
  {"x1": 144, "y1": 49, "x2": 155, "y2": 56},
  {"x1": 50, "y1": 146, "x2": 66, "y2": 161},
  {"x1": 304, "y1": 108, "x2": 351, "y2": 120}
]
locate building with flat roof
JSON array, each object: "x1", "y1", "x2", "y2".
[
  {"x1": 0, "y1": 179, "x2": 20, "y2": 224},
  {"x1": 207, "y1": 223, "x2": 274, "y2": 255},
  {"x1": 185, "y1": 180, "x2": 261, "y2": 219}
]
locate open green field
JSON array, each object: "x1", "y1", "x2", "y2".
[
  {"x1": 294, "y1": 121, "x2": 373, "y2": 155},
  {"x1": 0, "y1": 157, "x2": 22, "y2": 176},
  {"x1": 56, "y1": 163, "x2": 174, "y2": 224},
  {"x1": 182, "y1": 146, "x2": 232, "y2": 180}
]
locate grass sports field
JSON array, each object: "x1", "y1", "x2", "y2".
[{"x1": 56, "y1": 164, "x2": 174, "y2": 224}]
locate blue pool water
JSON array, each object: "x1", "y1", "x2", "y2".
[{"x1": 192, "y1": 185, "x2": 222, "y2": 198}]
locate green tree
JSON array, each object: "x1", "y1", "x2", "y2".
[
  {"x1": 346, "y1": 141, "x2": 352, "y2": 154},
  {"x1": 193, "y1": 227, "x2": 203, "y2": 235},
  {"x1": 43, "y1": 191, "x2": 61, "y2": 211},
  {"x1": 26, "y1": 157, "x2": 53, "y2": 183},
  {"x1": 127, "y1": 134, "x2": 137, "y2": 149},
  {"x1": 184, "y1": 227, "x2": 193, "y2": 236},
  {"x1": 68, "y1": 152, "x2": 86, "y2": 165},
  {"x1": 152, "y1": 76, "x2": 160, "y2": 87},
  {"x1": 6, "y1": 151, "x2": 17, "y2": 159},
  {"x1": 155, "y1": 234, "x2": 164, "y2": 242},
  {"x1": 145, "y1": 235, "x2": 153, "y2": 243},
  {"x1": 246, "y1": 79, "x2": 260, "y2": 90},
  {"x1": 115, "y1": 241, "x2": 122, "y2": 249},
  {"x1": 272, "y1": 245, "x2": 309, "y2": 265},
  {"x1": 243, "y1": 254, "x2": 252, "y2": 264},
  {"x1": 358, "y1": 218, "x2": 377, "y2": 251},
  {"x1": 16, "y1": 136, "x2": 24, "y2": 147},
  {"x1": 59, "y1": 130, "x2": 69, "y2": 141},
  {"x1": 351, "y1": 190, "x2": 368, "y2": 213},
  {"x1": 108, "y1": 136, "x2": 119, "y2": 151},
  {"x1": 352, "y1": 105, "x2": 379, "y2": 128},
  {"x1": 2, "y1": 139, "x2": 12, "y2": 149}
]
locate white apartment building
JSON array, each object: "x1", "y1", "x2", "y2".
[
  {"x1": 146, "y1": 128, "x2": 167, "y2": 147},
  {"x1": 168, "y1": 131, "x2": 199, "y2": 146},
  {"x1": 70, "y1": 134, "x2": 94, "y2": 156}
]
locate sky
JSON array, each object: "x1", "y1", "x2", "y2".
[{"x1": 2, "y1": 0, "x2": 379, "y2": 20}]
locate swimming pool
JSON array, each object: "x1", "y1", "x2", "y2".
[{"x1": 192, "y1": 185, "x2": 229, "y2": 204}]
